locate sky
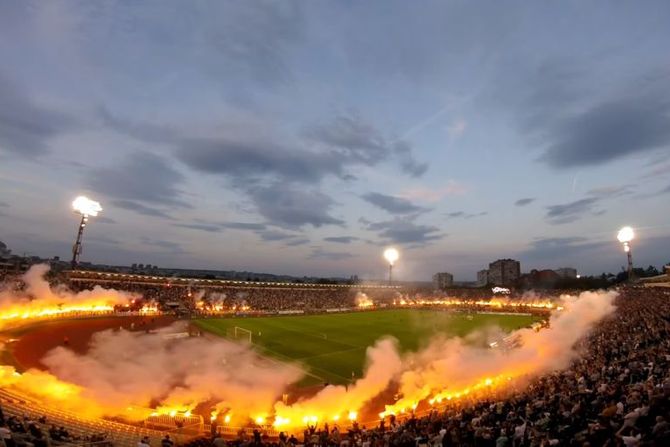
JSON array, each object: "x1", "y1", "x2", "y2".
[{"x1": 0, "y1": 1, "x2": 669, "y2": 281}]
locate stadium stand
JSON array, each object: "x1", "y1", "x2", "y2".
[{"x1": 2, "y1": 271, "x2": 669, "y2": 446}]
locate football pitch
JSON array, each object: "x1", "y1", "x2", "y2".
[{"x1": 194, "y1": 309, "x2": 540, "y2": 386}]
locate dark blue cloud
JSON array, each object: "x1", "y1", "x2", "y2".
[
  {"x1": 88, "y1": 152, "x2": 189, "y2": 209},
  {"x1": 515, "y1": 198, "x2": 535, "y2": 207},
  {"x1": 0, "y1": 72, "x2": 76, "y2": 157},
  {"x1": 174, "y1": 223, "x2": 222, "y2": 233},
  {"x1": 309, "y1": 247, "x2": 356, "y2": 261},
  {"x1": 361, "y1": 192, "x2": 427, "y2": 215},
  {"x1": 111, "y1": 200, "x2": 175, "y2": 220},
  {"x1": 545, "y1": 198, "x2": 601, "y2": 225},
  {"x1": 540, "y1": 93, "x2": 670, "y2": 168},
  {"x1": 445, "y1": 211, "x2": 487, "y2": 219},
  {"x1": 364, "y1": 216, "x2": 444, "y2": 245},
  {"x1": 324, "y1": 236, "x2": 359, "y2": 244}
]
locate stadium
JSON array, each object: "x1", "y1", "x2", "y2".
[
  {"x1": 2, "y1": 3, "x2": 670, "y2": 446},
  {"x1": 1, "y1": 263, "x2": 669, "y2": 446}
]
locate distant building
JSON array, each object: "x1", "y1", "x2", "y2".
[
  {"x1": 555, "y1": 267, "x2": 577, "y2": 279},
  {"x1": 520, "y1": 269, "x2": 561, "y2": 288},
  {"x1": 488, "y1": 259, "x2": 521, "y2": 286},
  {"x1": 433, "y1": 272, "x2": 454, "y2": 290},
  {"x1": 477, "y1": 269, "x2": 489, "y2": 286}
]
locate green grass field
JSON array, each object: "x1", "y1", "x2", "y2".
[{"x1": 194, "y1": 309, "x2": 539, "y2": 386}]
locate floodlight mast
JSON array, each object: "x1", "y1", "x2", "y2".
[
  {"x1": 383, "y1": 248, "x2": 399, "y2": 286},
  {"x1": 71, "y1": 196, "x2": 102, "y2": 269},
  {"x1": 617, "y1": 226, "x2": 635, "y2": 281}
]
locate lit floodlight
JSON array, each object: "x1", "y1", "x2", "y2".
[
  {"x1": 71, "y1": 195, "x2": 103, "y2": 269},
  {"x1": 616, "y1": 226, "x2": 634, "y2": 244},
  {"x1": 383, "y1": 248, "x2": 399, "y2": 266},
  {"x1": 72, "y1": 196, "x2": 102, "y2": 217},
  {"x1": 616, "y1": 226, "x2": 635, "y2": 281},
  {"x1": 383, "y1": 247, "x2": 399, "y2": 286}
]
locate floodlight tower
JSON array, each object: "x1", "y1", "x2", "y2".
[
  {"x1": 383, "y1": 247, "x2": 399, "y2": 286},
  {"x1": 616, "y1": 226, "x2": 635, "y2": 281},
  {"x1": 71, "y1": 196, "x2": 102, "y2": 269}
]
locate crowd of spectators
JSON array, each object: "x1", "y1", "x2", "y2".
[
  {"x1": 66, "y1": 278, "x2": 401, "y2": 313},
  {"x1": 190, "y1": 286, "x2": 669, "y2": 447},
  {"x1": 0, "y1": 409, "x2": 111, "y2": 447},
  {"x1": 66, "y1": 276, "x2": 562, "y2": 317}
]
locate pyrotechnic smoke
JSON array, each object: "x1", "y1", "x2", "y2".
[
  {"x1": 0, "y1": 269, "x2": 618, "y2": 430},
  {"x1": 382, "y1": 290, "x2": 617, "y2": 414},
  {"x1": 273, "y1": 338, "x2": 402, "y2": 425},
  {"x1": 40, "y1": 325, "x2": 302, "y2": 421},
  {"x1": 270, "y1": 291, "x2": 618, "y2": 423},
  {"x1": 0, "y1": 264, "x2": 136, "y2": 328}
]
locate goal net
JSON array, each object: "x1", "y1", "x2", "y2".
[{"x1": 233, "y1": 326, "x2": 252, "y2": 343}]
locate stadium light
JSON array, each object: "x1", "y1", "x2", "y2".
[
  {"x1": 71, "y1": 196, "x2": 102, "y2": 269},
  {"x1": 383, "y1": 248, "x2": 399, "y2": 285},
  {"x1": 616, "y1": 226, "x2": 635, "y2": 281}
]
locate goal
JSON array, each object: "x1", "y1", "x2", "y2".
[{"x1": 233, "y1": 326, "x2": 252, "y2": 343}]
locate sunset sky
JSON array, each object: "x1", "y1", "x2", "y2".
[{"x1": 1, "y1": 1, "x2": 669, "y2": 280}]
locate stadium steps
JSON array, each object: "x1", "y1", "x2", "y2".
[{"x1": 0, "y1": 388, "x2": 178, "y2": 447}]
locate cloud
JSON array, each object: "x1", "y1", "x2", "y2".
[
  {"x1": 111, "y1": 200, "x2": 175, "y2": 220},
  {"x1": 98, "y1": 107, "x2": 178, "y2": 144},
  {"x1": 545, "y1": 197, "x2": 602, "y2": 225},
  {"x1": 545, "y1": 184, "x2": 638, "y2": 224},
  {"x1": 253, "y1": 229, "x2": 308, "y2": 247},
  {"x1": 518, "y1": 237, "x2": 611, "y2": 267},
  {"x1": 220, "y1": 222, "x2": 267, "y2": 231},
  {"x1": 174, "y1": 223, "x2": 222, "y2": 233},
  {"x1": 515, "y1": 198, "x2": 535, "y2": 207},
  {"x1": 245, "y1": 183, "x2": 344, "y2": 229},
  {"x1": 538, "y1": 89, "x2": 670, "y2": 168},
  {"x1": 364, "y1": 216, "x2": 444, "y2": 245},
  {"x1": 305, "y1": 114, "x2": 427, "y2": 178},
  {"x1": 0, "y1": 201, "x2": 9, "y2": 207},
  {"x1": 393, "y1": 141, "x2": 429, "y2": 177},
  {"x1": 0, "y1": 72, "x2": 76, "y2": 157},
  {"x1": 585, "y1": 184, "x2": 636, "y2": 198},
  {"x1": 309, "y1": 248, "x2": 356, "y2": 261},
  {"x1": 361, "y1": 192, "x2": 427, "y2": 215},
  {"x1": 193, "y1": 1, "x2": 305, "y2": 84},
  {"x1": 139, "y1": 237, "x2": 186, "y2": 254},
  {"x1": 104, "y1": 109, "x2": 426, "y2": 230},
  {"x1": 256, "y1": 230, "x2": 298, "y2": 242},
  {"x1": 285, "y1": 238, "x2": 310, "y2": 247},
  {"x1": 324, "y1": 236, "x2": 359, "y2": 244},
  {"x1": 172, "y1": 219, "x2": 270, "y2": 234},
  {"x1": 175, "y1": 113, "x2": 428, "y2": 187},
  {"x1": 176, "y1": 137, "x2": 337, "y2": 184},
  {"x1": 445, "y1": 211, "x2": 487, "y2": 219},
  {"x1": 641, "y1": 161, "x2": 670, "y2": 179},
  {"x1": 399, "y1": 181, "x2": 468, "y2": 203},
  {"x1": 87, "y1": 152, "x2": 189, "y2": 208},
  {"x1": 95, "y1": 216, "x2": 117, "y2": 224}
]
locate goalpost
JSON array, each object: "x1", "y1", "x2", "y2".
[{"x1": 233, "y1": 326, "x2": 252, "y2": 343}]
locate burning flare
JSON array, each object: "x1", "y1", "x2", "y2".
[{"x1": 0, "y1": 265, "x2": 617, "y2": 432}]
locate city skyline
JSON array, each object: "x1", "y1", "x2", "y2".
[{"x1": 1, "y1": 1, "x2": 669, "y2": 280}]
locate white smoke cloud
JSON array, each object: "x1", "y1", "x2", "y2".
[
  {"x1": 41, "y1": 325, "x2": 303, "y2": 419},
  {"x1": 2, "y1": 264, "x2": 133, "y2": 306},
  {"x1": 0, "y1": 266, "x2": 618, "y2": 428}
]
